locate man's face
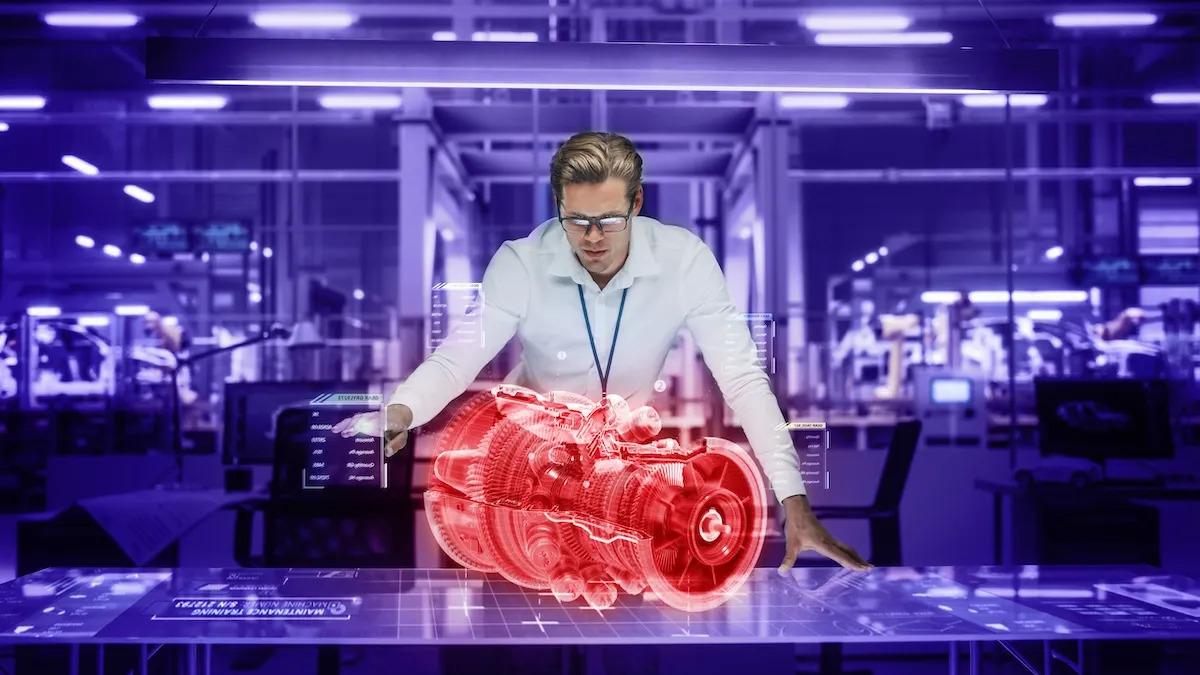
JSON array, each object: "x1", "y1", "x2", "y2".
[{"x1": 559, "y1": 178, "x2": 643, "y2": 280}]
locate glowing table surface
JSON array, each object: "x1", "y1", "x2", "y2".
[{"x1": 1, "y1": 566, "x2": 1199, "y2": 645}]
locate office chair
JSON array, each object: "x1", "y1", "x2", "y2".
[
  {"x1": 232, "y1": 406, "x2": 417, "y2": 675},
  {"x1": 233, "y1": 406, "x2": 417, "y2": 567},
  {"x1": 796, "y1": 419, "x2": 922, "y2": 675},
  {"x1": 809, "y1": 419, "x2": 922, "y2": 566}
]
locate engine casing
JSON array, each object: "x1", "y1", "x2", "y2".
[{"x1": 424, "y1": 385, "x2": 767, "y2": 612}]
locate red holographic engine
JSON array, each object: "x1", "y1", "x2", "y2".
[{"x1": 424, "y1": 385, "x2": 767, "y2": 612}]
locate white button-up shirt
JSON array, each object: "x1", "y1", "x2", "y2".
[{"x1": 389, "y1": 215, "x2": 806, "y2": 501}]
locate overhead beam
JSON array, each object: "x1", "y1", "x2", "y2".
[
  {"x1": 459, "y1": 149, "x2": 733, "y2": 180},
  {"x1": 2, "y1": 107, "x2": 1198, "y2": 129},
  {"x1": 787, "y1": 166, "x2": 1200, "y2": 183},
  {"x1": 435, "y1": 103, "x2": 753, "y2": 137},
  {"x1": 0, "y1": 157, "x2": 732, "y2": 181},
  {"x1": 4, "y1": 2, "x2": 1199, "y2": 22},
  {"x1": 146, "y1": 37, "x2": 1057, "y2": 94}
]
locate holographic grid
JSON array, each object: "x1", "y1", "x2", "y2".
[{"x1": 3, "y1": 566, "x2": 1200, "y2": 645}]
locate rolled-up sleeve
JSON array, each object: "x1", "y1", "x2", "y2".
[
  {"x1": 388, "y1": 244, "x2": 527, "y2": 428},
  {"x1": 680, "y1": 243, "x2": 807, "y2": 502}
]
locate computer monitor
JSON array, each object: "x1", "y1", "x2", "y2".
[
  {"x1": 133, "y1": 220, "x2": 190, "y2": 255},
  {"x1": 1072, "y1": 256, "x2": 1139, "y2": 287},
  {"x1": 193, "y1": 220, "x2": 251, "y2": 252},
  {"x1": 930, "y1": 377, "x2": 973, "y2": 405},
  {"x1": 1140, "y1": 255, "x2": 1200, "y2": 286},
  {"x1": 1035, "y1": 378, "x2": 1174, "y2": 461},
  {"x1": 222, "y1": 381, "x2": 370, "y2": 465}
]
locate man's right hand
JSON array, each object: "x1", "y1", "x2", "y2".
[{"x1": 331, "y1": 403, "x2": 414, "y2": 457}]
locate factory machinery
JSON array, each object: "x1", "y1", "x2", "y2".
[{"x1": 821, "y1": 285, "x2": 1199, "y2": 448}]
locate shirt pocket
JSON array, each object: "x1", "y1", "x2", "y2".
[{"x1": 519, "y1": 318, "x2": 592, "y2": 375}]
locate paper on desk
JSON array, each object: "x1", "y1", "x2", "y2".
[{"x1": 76, "y1": 489, "x2": 246, "y2": 566}]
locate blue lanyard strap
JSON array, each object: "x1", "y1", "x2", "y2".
[{"x1": 576, "y1": 284, "x2": 629, "y2": 399}]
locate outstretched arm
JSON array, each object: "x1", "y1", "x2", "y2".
[
  {"x1": 387, "y1": 244, "x2": 529, "y2": 428},
  {"x1": 681, "y1": 243, "x2": 870, "y2": 572}
]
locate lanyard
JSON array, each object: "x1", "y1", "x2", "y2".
[{"x1": 576, "y1": 284, "x2": 629, "y2": 399}]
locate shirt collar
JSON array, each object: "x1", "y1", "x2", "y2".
[{"x1": 543, "y1": 215, "x2": 662, "y2": 290}]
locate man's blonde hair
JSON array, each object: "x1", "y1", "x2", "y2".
[{"x1": 550, "y1": 131, "x2": 643, "y2": 206}]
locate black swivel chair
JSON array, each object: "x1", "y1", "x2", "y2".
[
  {"x1": 232, "y1": 406, "x2": 417, "y2": 675},
  {"x1": 809, "y1": 419, "x2": 922, "y2": 566},
  {"x1": 233, "y1": 406, "x2": 417, "y2": 568},
  {"x1": 798, "y1": 420, "x2": 922, "y2": 675}
]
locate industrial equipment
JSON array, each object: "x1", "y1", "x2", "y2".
[
  {"x1": 912, "y1": 368, "x2": 987, "y2": 446},
  {"x1": 424, "y1": 385, "x2": 767, "y2": 612}
]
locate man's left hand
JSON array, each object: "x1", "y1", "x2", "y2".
[{"x1": 777, "y1": 494, "x2": 872, "y2": 573}]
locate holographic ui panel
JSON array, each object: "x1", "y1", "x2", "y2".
[
  {"x1": 2, "y1": 566, "x2": 1199, "y2": 645},
  {"x1": 780, "y1": 421, "x2": 829, "y2": 489},
  {"x1": 429, "y1": 282, "x2": 484, "y2": 353},
  {"x1": 303, "y1": 393, "x2": 385, "y2": 489},
  {"x1": 721, "y1": 312, "x2": 775, "y2": 376}
]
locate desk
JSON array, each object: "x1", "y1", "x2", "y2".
[
  {"x1": 3, "y1": 565, "x2": 1200, "y2": 675},
  {"x1": 17, "y1": 488, "x2": 263, "y2": 575},
  {"x1": 975, "y1": 479, "x2": 1200, "y2": 566}
]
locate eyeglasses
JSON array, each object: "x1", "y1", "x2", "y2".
[{"x1": 557, "y1": 203, "x2": 633, "y2": 236}]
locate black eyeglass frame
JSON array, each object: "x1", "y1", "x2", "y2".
[{"x1": 557, "y1": 202, "x2": 635, "y2": 237}]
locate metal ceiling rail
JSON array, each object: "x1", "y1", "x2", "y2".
[
  {"x1": 787, "y1": 166, "x2": 1200, "y2": 182},
  {"x1": 0, "y1": 112, "x2": 377, "y2": 126},
  {"x1": 0, "y1": 173, "x2": 717, "y2": 184},
  {"x1": 0, "y1": 170, "x2": 414, "y2": 182},
  {"x1": 1, "y1": 108, "x2": 1197, "y2": 129},
  {"x1": 145, "y1": 37, "x2": 1058, "y2": 94},
  {"x1": 0, "y1": 167, "x2": 727, "y2": 183},
  {"x1": 3, "y1": 1, "x2": 1199, "y2": 21},
  {"x1": 6, "y1": 167, "x2": 1189, "y2": 184}
]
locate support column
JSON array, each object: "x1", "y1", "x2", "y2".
[
  {"x1": 1056, "y1": 45, "x2": 1080, "y2": 259},
  {"x1": 1025, "y1": 119, "x2": 1042, "y2": 262},
  {"x1": 1088, "y1": 113, "x2": 1132, "y2": 315},
  {"x1": 754, "y1": 95, "x2": 804, "y2": 404},
  {"x1": 271, "y1": 89, "x2": 300, "y2": 332},
  {"x1": 714, "y1": 0, "x2": 741, "y2": 44},
  {"x1": 714, "y1": 0, "x2": 743, "y2": 105},
  {"x1": 397, "y1": 88, "x2": 436, "y2": 375},
  {"x1": 590, "y1": 10, "x2": 608, "y2": 131},
  {"x1": 451, "y1": 0, "x2": 472, "y2": 40}
]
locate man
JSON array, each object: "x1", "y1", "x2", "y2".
[{"x1": 335, "y1": 131, "x2": 869, "y2": 573}]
